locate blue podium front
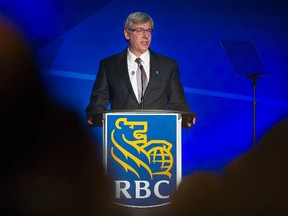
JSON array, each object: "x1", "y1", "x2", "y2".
[{"x1": 103, "y1": 111, "x2": 182, "y2": 208}]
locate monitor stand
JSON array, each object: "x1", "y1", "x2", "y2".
[{"x1": 221, "y1": 40, "x2": 268, "y2": 150}]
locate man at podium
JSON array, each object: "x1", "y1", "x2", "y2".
[{"x1": 86, "y1": 12, "x2": 193, "y2": 128}]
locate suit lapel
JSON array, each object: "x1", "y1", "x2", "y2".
[
  {"x1": 116, "y1": 50, "x2": 138, "y2": 102},
  {"x1": 147, "y1": 50, "x2": 160, "y2": 93},
  {"x1": 115, "y1": 49, "x2": 161, "y2": 102}
]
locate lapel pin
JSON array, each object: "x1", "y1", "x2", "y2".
[{"x1": 156, "y1": 71, "x2": 159, "y2": 75}]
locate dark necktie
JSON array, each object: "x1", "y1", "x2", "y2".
[{"x1": 135, "y1": 58, "x2": 148, "y2": 103}]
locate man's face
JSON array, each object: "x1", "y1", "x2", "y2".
[{"x1": 124, "y1": 21, "x2": 152, "y2": 57}]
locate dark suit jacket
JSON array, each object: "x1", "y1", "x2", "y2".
[{"x1": 86, "y1": 49, "x2": 190, "y2": 117}]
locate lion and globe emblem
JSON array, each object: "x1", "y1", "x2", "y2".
[{"x1": 110, "y1": 118, "x2": 174, "y2": 180}]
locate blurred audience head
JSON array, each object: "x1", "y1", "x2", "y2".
[
  {"x1": 170, "y1": 119, "x2": 288, "y2": 216},
  {"x1": 0, "y1": 15, "x2": 120, "y2": 216}
]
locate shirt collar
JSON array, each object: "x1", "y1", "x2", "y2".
[{"x1": 127, "y1": 48, "x2": 150, "y2": 65}]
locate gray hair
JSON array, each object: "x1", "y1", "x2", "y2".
[{"x1": 124, "y1": 12, "x2": 154, "y2": 30}]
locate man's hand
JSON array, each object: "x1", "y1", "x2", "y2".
[
  {"x1": 87, "y1": 114, "x2": 103, "y2": 127},
  {"x1": 182, "y1": 113, "x2": 196, "y2": 129},
  {"x1": 87, "y1": 118, "x2": 94, "y2": 126}
]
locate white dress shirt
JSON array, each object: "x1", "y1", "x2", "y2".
[{"x1": 127, "y1": 49, "x2": 150, "y2": 102}]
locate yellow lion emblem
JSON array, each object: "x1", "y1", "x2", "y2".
[{"x1": 111, "y1": 118, "x2": 173, "y2": 180}]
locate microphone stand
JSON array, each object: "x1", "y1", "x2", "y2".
[
  {"x1": 247, "y1": 73, "x2": 260, "y2": 150},
  {"x1": 140, "y1": 64, "x2": 144, "y2": 109},
  {"x1": 140, "y1": 65, "x2": 144, "y2": 109}
]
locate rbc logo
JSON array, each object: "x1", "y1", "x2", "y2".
[{"x1": 105, "y1": 113, "x2": 181, "y2": 208}]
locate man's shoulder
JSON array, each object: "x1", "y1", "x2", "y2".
[
  {"x1": 101, "y1": 50, "x2": 126, "y2": 62},
  {"x1": 150, "y1": 50, "x2": 177, "y2": 63}
]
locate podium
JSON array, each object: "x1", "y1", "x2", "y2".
[{"x1": 99, "y1": 109, "x2": 195, "y2": 208}]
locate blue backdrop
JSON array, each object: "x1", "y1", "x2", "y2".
[{"x1": 1, "y1": 0, "x2": 287, "y2": 176}]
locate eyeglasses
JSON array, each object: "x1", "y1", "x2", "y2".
[{"x1": 128, "y1": 28, "x2": 154, "y2": 35}]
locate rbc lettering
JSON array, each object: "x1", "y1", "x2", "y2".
[{"x1": 115, "y1": 180, "x2": 170, "y2": 199}]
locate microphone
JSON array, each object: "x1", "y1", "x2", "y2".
[
  {"x1": 138, "y1": 63, "x2": 144, "y2": 109},
  {"x1": 135, "y1": 59, "x2": 146, "y2": 109},
  {"x1": 141, "y1": 72, "x2": 144, "y2": 109},
  {"x1": 139, "y1": 64, "x2": 144, "y2": 109}
]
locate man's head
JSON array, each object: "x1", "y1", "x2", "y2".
[{"x1": 123, "y1": 12, "x2": 154, "y2": 57}]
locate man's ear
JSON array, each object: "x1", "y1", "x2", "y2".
[{"x1": 124, "y1": 29, "x2": 130, "y2": 40}]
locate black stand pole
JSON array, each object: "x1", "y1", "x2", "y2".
[
  {"x1": 220, "y1": 40, "x2": 268, "y2": 150},
  {"x1": 247, "y1": 74, "x2": 260, "y2": 150}
]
